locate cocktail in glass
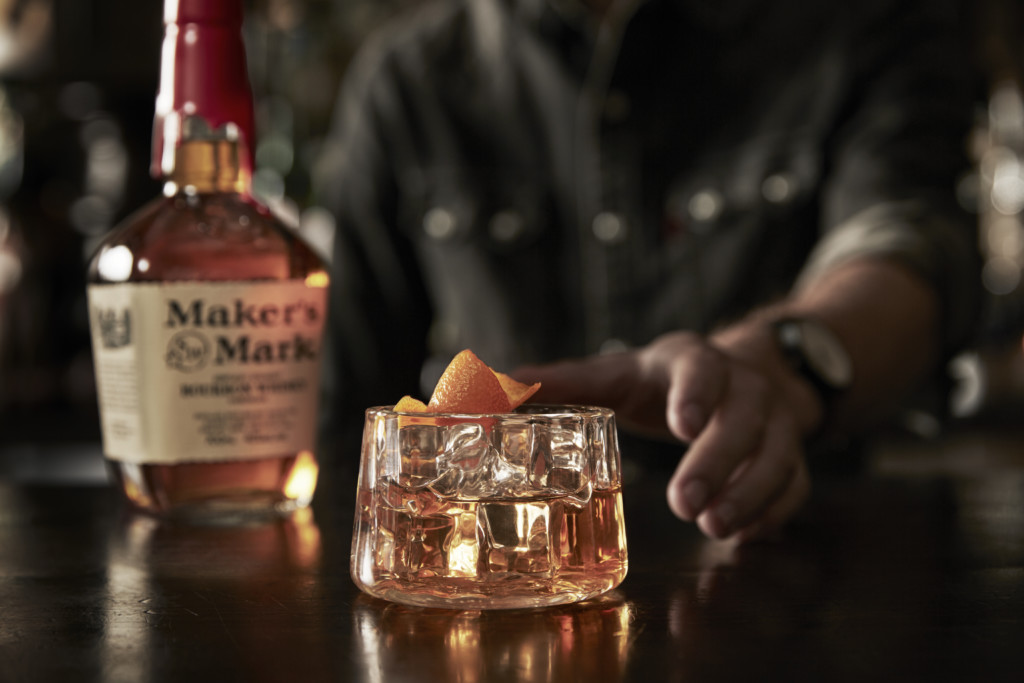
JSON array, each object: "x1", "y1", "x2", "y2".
[{"x1": 350, "y1": 404, "x2": 628, "y2": 609}]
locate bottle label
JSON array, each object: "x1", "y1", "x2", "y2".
[{"x1": 87, "y1": 280, "x2": 328, "y2": 465}]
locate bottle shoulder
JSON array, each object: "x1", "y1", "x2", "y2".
[{"x1": 88, "y1": 192, "x2": 327, "y2": 283}]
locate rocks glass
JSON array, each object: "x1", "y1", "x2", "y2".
[{"x1": 351, "y1": 404, "x2": 628, "y2": 609}]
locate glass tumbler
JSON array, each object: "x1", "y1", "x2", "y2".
[{"x1": 350, "y1": 404, "x2": 628, "y2": 609}]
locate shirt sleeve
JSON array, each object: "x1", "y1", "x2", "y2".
[{"x1": 802, "y1": 0, "x2": 982, "y2": 356}]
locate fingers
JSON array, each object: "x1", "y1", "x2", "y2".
[
  {"x1": 514, "y1": 332, "x2": 722, "y2": 441},
  {"x1": 666, "y1": 365, "x2": 809, "y2": 540},
  {"x1": 658, "y1": 339, "x2": 729, "y2": 442},
  {"x1": 517, "y1": 332, "x2": 812, "y2": 540},
  {"x1": 696, "y1": 413, "x2": 809, "y2": 540},
  {"x1": 665, "y1": 364, "x2": 771, "y2": 521},
  {"x1": 515, "y1": 345, "x2": 677, "y2": 437}
]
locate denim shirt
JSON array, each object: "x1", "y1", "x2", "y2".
[{"x1": 314, "y1": 0, "x2": 981, "y2": 441}]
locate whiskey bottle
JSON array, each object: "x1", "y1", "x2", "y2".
[{"x1": 86, "y1": 0, "x2": 328, "y2": 520}]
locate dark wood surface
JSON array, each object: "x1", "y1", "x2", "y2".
[{"x1": 2, "y1": 425, "x2": 1024, "y2": 682}]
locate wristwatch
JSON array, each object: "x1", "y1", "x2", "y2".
[{"x1": 771, "y1": 317, "x2": 853, "y2": 406}]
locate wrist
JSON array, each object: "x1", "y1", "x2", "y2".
[
  {"x1": 711, "y1": 315, "x2": 851, "y2": 437},
  {"x1": 771, "y1": 317, "x2": 853, "y2": 426}
]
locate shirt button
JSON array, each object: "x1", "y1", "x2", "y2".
[
  {"x1": 423, "y1": 206, "x2": 458, "y2": 241},
  {"x1": 488, "y1": 209, "x2": 525, "y2": 244},
  {"x1": 762, "y1": 172, "x2": 798, "y2": 204},
  {"x1": 592, "y1": 211, "x2": 628, "y2": 243},
  {"x1": 687, "y1": 188, "x2": 723, "y2": 228}
]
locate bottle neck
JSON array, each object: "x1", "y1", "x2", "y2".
[
  {"x1": 152, "y1": 0, "x2": 254, "y2": 194},
  {"x1": 163, "y1": 124, "x2": 251, "y2": 196}
]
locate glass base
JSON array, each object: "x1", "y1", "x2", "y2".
[
  {"x1": 354, "y1": 572, "x2": 626, "y2": 610},
  {"x1": 107, "y1": 453, "x2": 318, "y2": 525},
  {"x1": 127, "y1": 495, "x2": 308, "y2": 526}
]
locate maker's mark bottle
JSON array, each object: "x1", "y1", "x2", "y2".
[{"x1": 86, "y1": 0, "x2": 328, "y2": 520}]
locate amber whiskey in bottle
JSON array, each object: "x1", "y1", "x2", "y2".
[{"x1": 86, "y1": 0, "x2": 328, "y2": 520}]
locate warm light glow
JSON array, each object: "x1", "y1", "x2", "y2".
[
  {"x1": 155, "y1": 23, "x2": 177, "y2": 118},
  {"x1": 445, "y1": 616, "x2": 483, "y2": 683},
  {"x1": 284, "y1": 450, "x2": 319, "y2": 505},
  {"x1": 163, "y1": 0, "x2": 179, "y2": 22},
  {"x1": 447, "y1": 511, "x2": 480, "y2": 577},
  {"x1": 614, "y1": 601, "x2": 633, "y2": 655},
  {"x1": 96, "y1": 245, "x2": 134, "y2": 282},
  {"x1": 304, "y1": 271, "x2": 329, "y2": 288},
  {"x1": 286, "y1": 507, "x2": 323, "y2": 569},
  {"x1": 117, "y1": 463, "x2": 155, "y2": 510},
  {"x1": 160, "y1": 112, "x2": 180, "y2": 176}
]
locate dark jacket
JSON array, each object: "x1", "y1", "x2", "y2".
[{"x1": 315, "y1": 0, "x2": 981, "y2": 447}]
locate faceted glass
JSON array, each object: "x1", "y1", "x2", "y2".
[{"x1": 351, "y1": 405, "x2": 628, "y2": 609}]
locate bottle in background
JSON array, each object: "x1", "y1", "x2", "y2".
[{"x1": 85, "y1": 0, "x2": 328, "y2": 521}]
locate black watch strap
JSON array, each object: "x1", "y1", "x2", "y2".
[{"x1": 771, "y1": 317, "x2": 853, "y2": 407}]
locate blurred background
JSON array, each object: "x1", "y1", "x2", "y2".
[{"x1": 0, "y1": 0, "x2": 1023, "y2": 477}]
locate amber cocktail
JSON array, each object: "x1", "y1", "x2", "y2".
[{"x1": 350, "y1": 404, "x2": 628, "y2": 609}]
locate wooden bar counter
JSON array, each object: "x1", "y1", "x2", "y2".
[{"x1": 1, "y1": 422, "x2": 1023, "y2": 682}]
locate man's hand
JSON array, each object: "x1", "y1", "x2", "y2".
[
  {"x1": 515, "y1": 259, "x2": 944, "y2": 541},
  {"x1": 515, "y1": 330, "x2": 821, "y2": 541}
]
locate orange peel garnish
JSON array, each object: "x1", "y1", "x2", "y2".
[
  {"x1": 393, "y1": 394, "x2": 430, "y2": 428},
  {"x1": 394, "y1": 395, "x2": 428, "y2": 412},
  {"x1": 494, "y1": 370, "x2": 541, "y2": 410},
  {"x1": 429, "y1": 349, "x2": 512, "y2": 413},
  {"x1": 392, "y1": 349, "x2": 541, "y2": 415}
]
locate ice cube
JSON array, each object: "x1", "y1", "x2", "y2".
[
  {"x1": 491, "y1": 419, "x2": 534, "y2": 472},
  {"x1": 550, "y1": 470, "x2": 592, "y2": 507},
  {"x1": 425, "y1": 421, "x2": 490, "y2": 499},
  {"x1": 445, "y1": 510, "x2": 481, "y2": 577},
  {"x1": 397, "y1": 423, "x2": 443, "y2": 485},
  {"x1": 437, "y1": 421, "x2": 489, "y2": 471},
  {"x1": 461, "y1": 445, "x2": 524, "y2": 498},
  {"x1": 404, "y1": 514, "x2": 451, "y2": 575},
  {"x1": 479, "y1": 500, "x2": 553, "y2": 574},
  {"x1": 549, "y1": 422, "x2": 586, "y2": 470},
  {"x1": 377, "y1": 477, "x2": 443, "y2": 515},
  {"x1": 529, "y1": 420, "x2": 592, "y2": 504},
  {"x1": 426, "y1": 466, "x2": 464, "y2": 499},
  {"x1": 426, "y1": 419, "x2": 538, "y2": 499},
  {"x1": 376, "y1": 419, "x2": 444, "y2": 486}
]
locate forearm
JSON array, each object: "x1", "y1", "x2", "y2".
[{"x1": 711, "y1": 257, "x2": 942, "y2": 441}]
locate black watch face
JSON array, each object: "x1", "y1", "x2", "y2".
[{"x1": 799, "y1": 321, "x2": 853, "y2": 389}]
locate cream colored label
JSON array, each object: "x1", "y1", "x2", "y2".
[{"x1": 87, "y1": 280, "x2": 327, "y2": 465}]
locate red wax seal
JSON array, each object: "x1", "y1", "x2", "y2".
[{"x1": 151, "y1": 0, "x2": 254, "y2": 178}]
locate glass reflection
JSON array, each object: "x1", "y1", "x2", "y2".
[
  {"x1": 103, "y1": 509, "x2": 325, "y2": 681},
  {"x1": 352, "y1": 592, "x2": 633, "y2": 683},
  {"x1": 109, "y1": 506, "x2": 322, "y2": 578},
  {"x1": 664, "y1": 538, "x2": 839, "y2": 679},
  {"x1": 662, "y1": 492, "x2": 962, "y2": 681}
]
